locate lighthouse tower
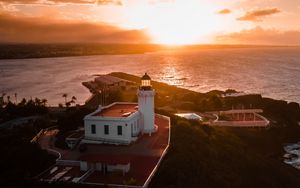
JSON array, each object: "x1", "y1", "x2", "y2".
[{"x1": 137, "y1": 73, "x2": 156, "y2": 134}]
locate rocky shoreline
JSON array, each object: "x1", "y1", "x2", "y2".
[{"x1": 284, "y1": 142, "x2": 300, "y2": 170}]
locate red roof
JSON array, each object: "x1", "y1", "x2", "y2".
[{"x1": 93, "y1": 103, "x2": 138, "y2": 118}]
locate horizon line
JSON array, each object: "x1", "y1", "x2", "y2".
[{"x1": 0, "y1": 42, "x2": 299, "y2": 48}]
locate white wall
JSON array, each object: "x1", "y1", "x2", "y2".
[
  {"x1": 95, "y1": 163, "x2": 102, "y2": 171},
  {"x1": 130, "y1": 116, "x2": 140, "y2": 137},
  {"x1": 84, "y1": 113, "x2": 141, "y2": 144},
  {"x1": 83, "y1": 162, "x2": 130, "y2": 173},
  {"x1": 138, "y1": 90, "x2": 155, "y2": 133},
  {"x1": 80, "y1": 161, "x2": 88, "y2": 171},
  {"x1": 107, "y1": 163, "x2": 130, "y2": 173}
]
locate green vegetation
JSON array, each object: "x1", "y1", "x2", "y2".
[
  {"x1": 0, "y1": 97, "x2": 48, "y2": 124},
  {"x1": 148, "y1": 112, "x2": 300, "y2": 188},
  {"x1": 59, "y1": 94, "x2": 77, "y2": 108},
  {"x1": 0, "y1": 97, "x2": 57, "y2": 187},
  {"x1": 0, "y1": 126, "x2": 56, "y2": 187},
  {"x1": 111, "y1": 72, "x2": 300, "y2": 188}
]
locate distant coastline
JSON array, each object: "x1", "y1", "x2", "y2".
[
  {"x1": 0, "y1": 43, "x2": 162, "y2": 60},
  {"x1": 0, "y1": 43, "x2": 296, "y2": 59}
]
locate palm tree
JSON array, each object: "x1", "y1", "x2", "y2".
[
  {"x1": 7, "y1": 95, "x2": 10, "y2": 103},
  {"x1": 20, "y1": 98, "x2": 27, "y2": 106},
  {"x1": 71, "y1": 96, "x2": 77, "y2": 101},
  {"x1": 35, "y1": 98, "x2": 41, "y2": 106},
  {"x1": 41, "y1": 99, "x2": 48, "y2": 106},
  {"x1": 1, "y1": 93, "x2": 6, "y2": 106},
  {"x1": 62, "y1": 93, "x2": 68, "y2": 105},
  {"x1": 14, "y1": 93, "x2": 18, "y2": 104},
  {"x1": 71, "y1": 96, "x2": 77, "y2": 106}
]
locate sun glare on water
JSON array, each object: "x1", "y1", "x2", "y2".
[{"x1": 123, "y1": 0, "x2": 221, "y2": 45}]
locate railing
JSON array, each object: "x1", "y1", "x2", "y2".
[
  {"x1": 47, "y1": 148, "x2": 62, "y2": 159},
  {"x1": 211, "y1": 120, "x2": 269, "y2": 127},
  {"x1": 219, "y1": 109, "x2": 264, "y2": 114},
  {"x1": 30, "y1": 126, "x2": 58, "y2": 143},
  {"x1": 78, "y1": 166, "x2": 95, "y2": 183},
  {"x1": 255, "y1": 113, "x2": 270, "y2": 125},
  {"x1": 31, "y1": 129, "x2": 44, "y2": 143},
  {"x1": 83, "y1": 136, "x2": 131, "y2": 145}
]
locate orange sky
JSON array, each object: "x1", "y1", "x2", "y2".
[{"x1": 1, "y1": 0, "x2": 300, "y2": 45}]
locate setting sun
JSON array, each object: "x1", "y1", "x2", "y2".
[
  {"x1": 1, "y1": 0, "x2": 300, "y2": 45},
  {"x1": 122, "y1": 0, "x2": 221, "y2": 45}
]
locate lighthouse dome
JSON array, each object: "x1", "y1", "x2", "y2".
[{"x1": 141, "y1": 73, "x2": 151, "y2": 80}]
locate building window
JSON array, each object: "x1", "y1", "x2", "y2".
[
  {"x1": 91, "y1": 124, "x2": 96, "y2": 134},
  {"x1": 117, "y1": 126, "x2": 122, "y2": 135},
  {"x1": 104, "y1": 125, "x2": 109, "y2": 135}
]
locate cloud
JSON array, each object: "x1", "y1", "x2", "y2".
[
  {"x1": 216, "y1": 26, "x2": 300, "y2": 45},
  {"x1": 217, "y1": 8, "x2": 231, "y2": 14},
  {"x1": 0, "y1": 0, "x2": 122, "y2": 5},
  {"x1": 96, "y1": 0, "x2": 122, "y2": 5},
  {"x1": 0, "y1": 0, "x2": 92, "y2": 3},
  {"x1": 0, "y1": 13, "x2": 149, "y2": 43},
  {"x1": 237, "y1": 7, "x2": 280, "y2": 21}
]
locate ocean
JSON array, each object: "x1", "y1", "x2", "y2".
[{"x1": 1, "y1": 47, "x2": 300, "y2": 106}]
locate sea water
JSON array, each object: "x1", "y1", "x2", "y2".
[{"x1": 0, "y1": 47, "x2": 300, "y2": 106}]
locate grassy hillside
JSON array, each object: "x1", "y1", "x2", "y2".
[{"x1": 149, "y1": 113, "x2": 300, "y2": 188}]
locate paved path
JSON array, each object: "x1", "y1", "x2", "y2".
[{"x1": 38, "y1": 129, "x2": 70, "y2": 159}]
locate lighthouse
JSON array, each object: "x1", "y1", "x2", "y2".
[{"x1": 137, "y1": 73, "x2": 156, "y2": 134}]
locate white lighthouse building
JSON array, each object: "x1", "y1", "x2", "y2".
[
  {"x1": 82, "y1": 73, "x2": 157, "y2": 145},
  {"x1": 137, "y1": 73, "x2": 156, "y2": 134}
]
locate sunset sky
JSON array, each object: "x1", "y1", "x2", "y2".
[{"x1": 1, "y1": 0, "x2": 300, "y2": 45}]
